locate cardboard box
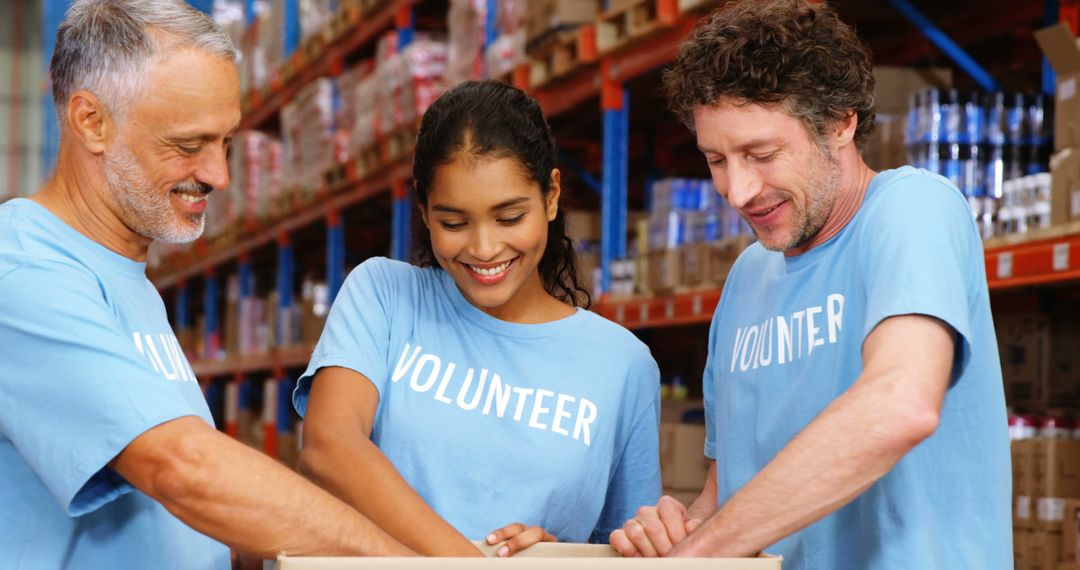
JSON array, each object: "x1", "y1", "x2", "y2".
[
  {"x1": 1018, "y1": 529, "x2": 1031, "y2": 570},
  {"x1": 663, "y1": 488, "x2": 702, "y2": 509},
  {"x1": 1051, "y1": 148, "x2": 1080, "y2": 226},
  {"x1": 660, "y1": 422, "x2": 710, "y2": 491},
  {"x1": 1035, "y1": 24, "x2": 1080, "y2": 152},
  {"x1": 871, "y1": 66, "x2": 952, "y2": 113},
  {"x1": 649, "y1": 249, "x2": 682, "y2": 294},
  {"x1": 681, "y1": 244, "x2": 706, "y2": 289},
  {"x1": 1032, "y1": 531, "x2": 1063, "y2": 570},
  {"x1": 1048, "y1": 308, "x2": 1080, "y2": 406},
  {"x1": 268, "y1": 543, "x2": 780, "y2": 568},
  {"x1": 1064, "y1": 500, "x2": 1080, "y2": 563},
  {"x1": 1036, "y1": 439, "x2": 1080, "y2": 531},
  {"x1": 997, "y1": 314, "x2": 1051, "y2": 407},
  {"x1": 1018, "y1": 439, "x2": 1039, "y2": 528},
  {"x1": 527, "y1": 0, "x2": 599, "y2": 43}
]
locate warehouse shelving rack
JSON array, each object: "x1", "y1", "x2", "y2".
[{"x1": 112, "y1": 0, "x2": 1060, "y2": 453}]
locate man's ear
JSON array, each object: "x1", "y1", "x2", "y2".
[
  {"x1": 66, "y1": 90, "x2": 114, "y2": 154},
  {"x1": 833, "y1": 111, "x2": 858, "y2": 148},
  {"x1": 546, "y1": 168, "x2": 562, "y2": 222}
]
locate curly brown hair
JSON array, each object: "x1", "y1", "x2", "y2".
[{"x1": 663, "y1": 0, "x2": 876, "y2": 149}]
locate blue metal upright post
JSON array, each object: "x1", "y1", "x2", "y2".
[
  {"x1": 600, "y1": 76, "x2": 629, "y2": 294},
  {"x1": 283, "y1": 0, "x2": 299, "y2": 58},
  {"x1": 395, "y1": 6, "x2": 415, "y2": 49},
  {"x1": 186, "y1": 0, "x2": 214, "y2": 14},
  {"x1": 42, "y1": 0, "x2": 74, "y2": 177},
  {"x1": 276, "y1": 232, "x2": 294, "y2": 347},
  {"x1": 277, "y1": 376, "x2": 297, "y2": 438},
  {"x1": 175, "y1": 281, "x2": 189, "y2": 331},
  {"x1": 238, "y1": 254, "x2": 254, "y2": 299},
  {"x1": 391, "y1": 180, "x2": 412, "y2": 261},
  {"x1": 326, "y1": 209, "x2": 345, "y2": 301},
  {"x1": 1045, "y1": 0, "x2": 1060, "y2": 97},
  {"x1": 486, "y1": 0, "x2": 499, "y2": 47},
  {"x1": 203, "y1": 269, "x2": 219, "y2": 360}
]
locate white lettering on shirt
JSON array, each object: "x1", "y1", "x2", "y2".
[
  {"x1": 391, "y1": 343, "x2": 599, "y2": 447},
  {"x1": 131, "y1": 331, "x2": 197, "y2": 383},
  {"x1": 729, "y1": 293, "x2": 846, "y2": 373}
]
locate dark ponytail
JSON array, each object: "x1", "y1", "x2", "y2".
[{"x1": 412, "y1": 80, "x2": 591, "y2": 308}]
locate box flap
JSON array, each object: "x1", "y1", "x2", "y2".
[{"x1": 1036, "y1": 23, "x2": 1080, "y2": 75}]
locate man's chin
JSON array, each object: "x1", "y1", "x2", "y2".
[{"x1": 145, "y1": 221, "x2": 206, "y2": 244}]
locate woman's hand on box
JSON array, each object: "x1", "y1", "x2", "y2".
[
  {"x1": 609, "y1": 495, "x2": 702, "y2": 557},
  {"x1": 484, "y1": 523, "x2": 557, "y2": 557}
]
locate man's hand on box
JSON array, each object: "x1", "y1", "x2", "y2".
[
  {"x1": 484, "y1": 523, "x2": 556, "y2": 557},
  {"x1": 609, "y1": 495, "x2": 702, "y2": 557}
]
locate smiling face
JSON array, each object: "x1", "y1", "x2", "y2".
[
  {"x1": 423, "y1": 154, "x2": 560, "y2": 318},
  {"x1": 694, "y1": 98, "x2": 842, "y2": 252},
  {"x1": 103, "y1": 48, "x2": 240, "y2": 243}
]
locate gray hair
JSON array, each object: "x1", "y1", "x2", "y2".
[{"x1": 50, "y1": 0, "x2": 235, "y2": 124}]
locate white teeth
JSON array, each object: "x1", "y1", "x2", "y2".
[
  {"x1": 468, "y1": 259, "x2": 512, "y2": 277},
  {"x1": 175, "y1": 192, "x2": 205, "y2": 204}
]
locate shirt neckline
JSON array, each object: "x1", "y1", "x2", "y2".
[
  {"x1": 11, "y1": 198, "x2": 148, "y2": 279},
  {"x1": 436, "y1": 268, "x2": 587, "y2": 339},
  {"x1": 781, "y1": 168, "x2": 900, "y2": 271}
]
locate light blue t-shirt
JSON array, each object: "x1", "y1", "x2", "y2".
[
  {"x1": 0, "y1": 199, "x2": 229, "y2": 570},
  {"x1": 294, "y1": 257, "x2": 661, "y2": 543},
  {"x1": 704, "y1": 167, "x2": 1010, "y2": 568}
]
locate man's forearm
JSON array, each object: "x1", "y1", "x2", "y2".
[
  {"x1": 114, "y1": 417, "x2": 413, "y2": 558},
  {"x1": 673, "y1": 377, "x2": 931, "y2": 557}
]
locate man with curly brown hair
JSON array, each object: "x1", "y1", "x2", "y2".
[{"x1": 611, "y1": 0, "x2": 1011, "y2": 567}]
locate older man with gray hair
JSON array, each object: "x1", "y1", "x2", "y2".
[{"x1": 0, "y1": 1, "x2": 412, "y2": 567}]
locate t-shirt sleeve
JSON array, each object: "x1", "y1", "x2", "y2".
[
  {"x1": 293, "y1": 258, "x2": 399, "y2": 416},
  {"x1": 590, "y1": 355, "x2": 662, "y2": 543},
  {"x1": 0, "y1": 261, "x2": 202, "y2": 517},
  {"x1": 703, "y1": 286, "x2": 729, "y2": 461},
  {"x1": 858, "y1": 174, "x2": 979, "y2": 374}
]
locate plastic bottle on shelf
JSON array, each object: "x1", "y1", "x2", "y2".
[
  {"x1": 671, "y1": 375, "x2": 688, "y2": 401},
  {"x1": 1007, "y1": 415, "x2": 1034, "y2": 440},
  {"x1": 1037, "y1": 416, "x2": 1072, "y2": 439}
]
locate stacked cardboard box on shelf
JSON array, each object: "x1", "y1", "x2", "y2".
[
  {"x1": 281, "y1": 78, "x2": 338, "y2": 199},
  {"x1": 998, "y1": 309, "x2": 1080, "y2": 413},
  {"x1": 526, "y1": 0, "x2": 599, "y2": 44},
  {"x1": 1012, "y1": 429, "x2": 1080, "y2": 569},
  {"x1": 1036, "y1": 24, "x2": 1080, "y2": 226}
]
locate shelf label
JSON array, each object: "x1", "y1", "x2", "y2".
[
  {"x1": 1054, "y1": 243, "x2": 1070, "y2": 272},
  {"x1": 639, "y1": 303, "x2": 649, "y2": 322},
  {"x1": 665, "y1": 300, "x2": 675, "y2": 319},
  {"x1": 997, "y1": 252, "x2": 1013, "y2": 279},
  {"x1": 615, "y1": 304, "x2": 625, "y2": 323},
  {"x1": 692, "y1": 295, "x2": 703, "y2": 315}
]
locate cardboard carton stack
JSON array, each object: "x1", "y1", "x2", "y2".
[
  {"x1": 659, "y1": 419, "x2": 710, "y2": 505},
  {"x1": 1012, "y1": 416, "x2": 1080, "y2": 570},
  {"x1": 281, "y1": 78, "x2": 338, "y2": 200},
  {"x1": 526, "y1": 0, "x2": 599, "y2": 46},
  {"x1": 1036, "y1": 23, "x2": 1080, "y2": 226}
]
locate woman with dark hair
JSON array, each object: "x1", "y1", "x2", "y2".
[{"x1": 291, "y1": 81, "x2": 661, "y2": 557}]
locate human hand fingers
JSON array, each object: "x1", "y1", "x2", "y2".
[
  {"x1": 656, "y1": 495, "x2": 691, "y2": 546},
  {"x1": 489, "y1": 524, "x2": 555, "y2": 557},
  {"x1": 609, "y1": 528, "x2": 642, "y2": 558}
]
